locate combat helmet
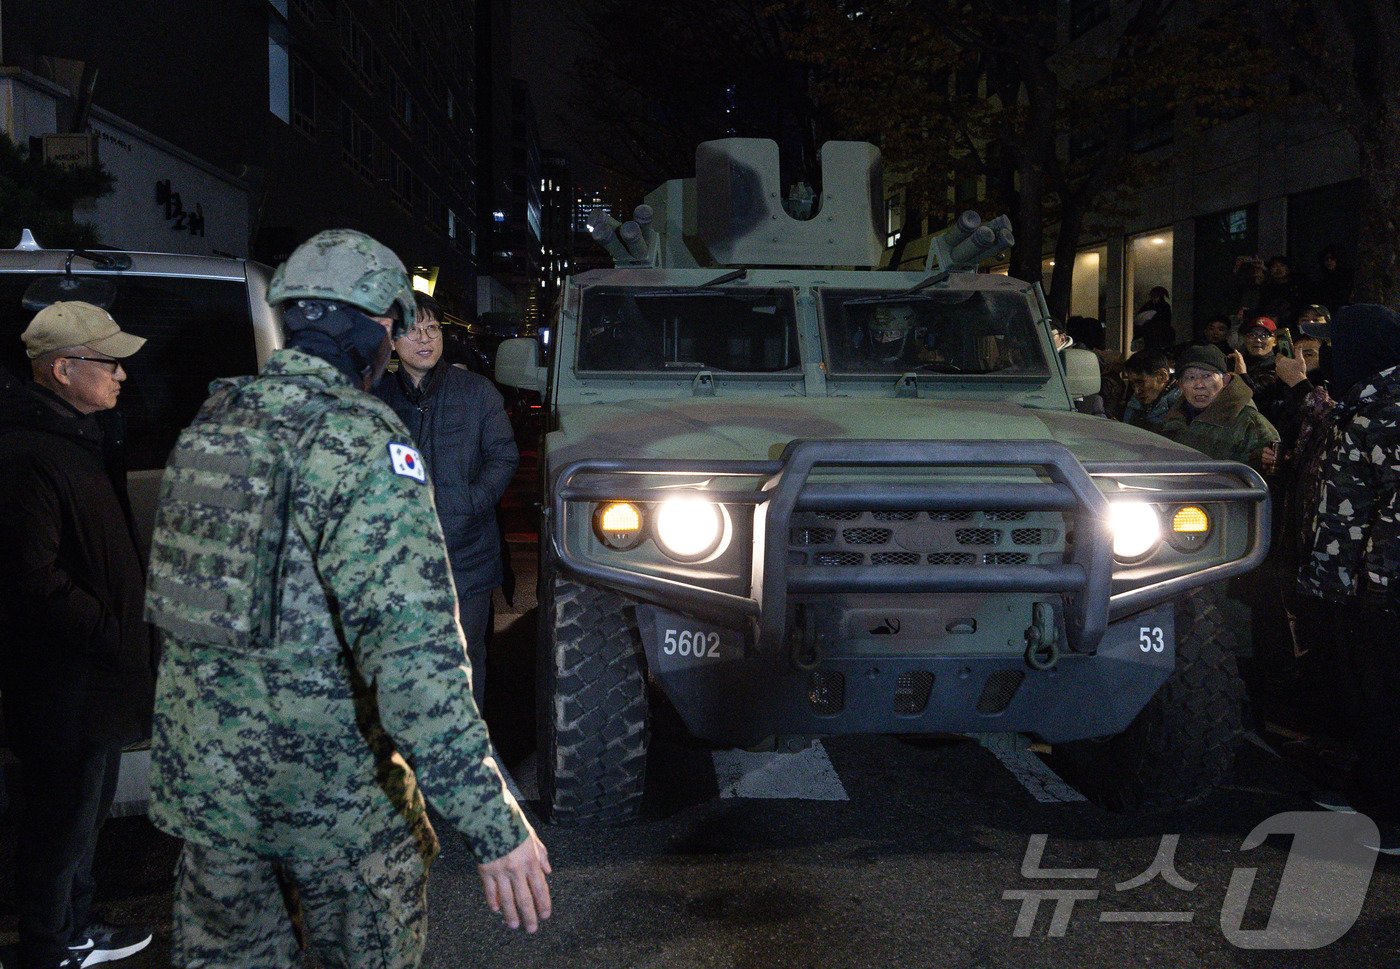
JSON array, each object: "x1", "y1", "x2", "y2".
[
  {"x1": 870, "y1": 304, "x2": 917, "y2": 344},
  {"x1": 268, "y1": 229, "x2": 417, "y2": 335}
]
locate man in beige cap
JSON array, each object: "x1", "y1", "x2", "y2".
[{"x1": 0, "y1": 301, "x2": 156, "y2": 968}]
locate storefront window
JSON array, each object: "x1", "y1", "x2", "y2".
[{"x1": 1126, "y1": 229, "x2": 1174, "y2": 347}]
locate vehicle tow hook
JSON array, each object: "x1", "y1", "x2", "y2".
[{"x1": 1024, "y1": 601, "x2": 1060, "y2": 671}]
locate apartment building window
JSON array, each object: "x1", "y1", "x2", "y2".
[
  {"x1": 269, "y1": 31, "x2": 291, "y2": 123},
  {"x1": 1129, "y1": 96, "x2": 1174, "y2": 153},
  {"x1": 426, "y1": 192, "x2": 449, "y2": 235},
  {"x1": 390, "y1": 72, "x2": 414, "y2": 128},
  {"x1": 290, "y1": 56, "x2": 317, "y2": 136},
  {"x1": 340, "y1": 105, "x2": 377, "y2": 180},
  {"x1": 1127, "y1": 229, "x2": 1174, "y2": 346},
  {"x1": 1071, "y1": 0, "x2": 1110, "y2": 37},
  {"x1": 884, "y1": 193, "x2": 904, "y2": 249},
  {"x1": 343, "y1": 19, "x2": 383, "y2": 91},
  {"x1": 1193, "y1": 205, "x2": 1257, "y2": 320},
  {"x1": 388, "y1": 152, "x2": 412, "y2": 209}
]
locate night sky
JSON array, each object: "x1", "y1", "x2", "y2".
[{"x1": 512, "y1": 0, "x2": 604, "y2": 184}]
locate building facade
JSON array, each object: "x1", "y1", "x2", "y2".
[
  {"x1": 2, "y1": 0, "x2": 479, "y2": 315},
  {"x1": 881, "y1": 3, "x2": 1359, "y2": 353}
]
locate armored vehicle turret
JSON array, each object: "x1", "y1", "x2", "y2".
[{"x1": 495, "y1": 139, "x2": 1267, "y2": 824}]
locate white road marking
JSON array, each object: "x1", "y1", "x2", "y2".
[
  {"x1": 979, "y1": 734, "x2": 1086, "y2": 803},
  {"x1": 713, "y1": 741, "x2": 850, "y2": 801}
]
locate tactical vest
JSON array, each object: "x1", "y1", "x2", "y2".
[{"x1": 145, "y1": 377, "x2": 344, "y2": 650}]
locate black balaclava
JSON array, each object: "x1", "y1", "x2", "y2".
[
  {"x1": 282, "y1": 299, "x2": 392, "y2": 385},
  {"x1": 1330, "y1": 304, "x2": 1400, "y2": 402}
]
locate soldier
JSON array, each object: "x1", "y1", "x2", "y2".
[{"x1": 144, "y1": 230, "x2": 551, "y2": 967}]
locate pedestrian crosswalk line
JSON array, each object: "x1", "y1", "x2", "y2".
[
  {"x1": 713, "y1": 741, "x2": 850, "y2": 801},
  {"x1": 979, "y1": 734, "x2": 1086, "y2": 803}
]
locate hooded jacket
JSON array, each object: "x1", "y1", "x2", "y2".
[
  {"x1": 0, "y1": 372, "x2": 155, "y2": 754},
  {"x1": 374, "y1": 362, "x2": 518, "y2": 596},
  {"x1": 1158, "y1": 373, "x2": 1280, "y2": 472},
  {"x1": 1297, "y1": 304, "x2": 1400, "y2": 610}
]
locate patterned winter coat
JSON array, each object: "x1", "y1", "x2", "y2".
[
  {"x1": 1157, "y1": 374, "x2": 1280, "y2": 472},
  {"x1": 146, "y1": 349, "x2": 530, "y2": 865},
  {"x1": 1298, "y1": 365, "x2": 1400, "y2": 610}
]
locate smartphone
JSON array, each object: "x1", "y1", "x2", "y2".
[{"x1": 1276, "y1": 327, "x2": 1293, "y2": 357}]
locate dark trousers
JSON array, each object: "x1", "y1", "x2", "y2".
[
  {"x1": 457, "y1": 589, "x2": 494, "y2": 713},
  {"x1": 1346, "y1": 604, "x2": 1400, "y2": 823},
  {"x1": 14, "y1": 743, "x2": 123, "y2": 968}
]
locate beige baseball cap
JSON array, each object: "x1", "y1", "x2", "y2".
[{"x1": 21, "y1": 301, "x2": 146, "y2": 359}]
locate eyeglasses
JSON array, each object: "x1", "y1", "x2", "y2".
[
  {"x1": 60, "y1": 356, "x2": 123, "y2": 373},
  {"x1": 1243, "y1": 331, "x2": 1274, "y2": 342},
  {"x1": 403, "y1": 323, "x2": 442, "y2": 342}
]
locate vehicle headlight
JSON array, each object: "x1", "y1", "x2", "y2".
[
  {"x1": 593, "y1": 501, "x2": 645, "y2": 550},
  {"x1": 654, "y1": 496, "x2": 725, "y2": 560},
  {"x1": 1109, "y1": 500, "x2": 1161, "y2": 561}
]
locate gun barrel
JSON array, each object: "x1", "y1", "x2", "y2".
[
  {"x1": 947, "y1": 210, "x2": 982, "y2": 247},
  {"x1": 618, "y1": 220, "x2": 648, "y2": 260},
  {"x1": 949, "y1": 224, "x2": 997, "y2": 265}
]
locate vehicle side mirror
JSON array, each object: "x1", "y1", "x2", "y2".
[
  {"x1": 495, "y1": 337, "x2": 546, "y2": 392},
  {"x1": 1062, "y1": 347, "x2": 1101, "y2": 399}
]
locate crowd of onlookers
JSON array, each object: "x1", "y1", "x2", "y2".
[{"x1": 1062, "y1": 251, "x2": 1400, "y2": 838}]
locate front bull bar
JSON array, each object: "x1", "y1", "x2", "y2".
[{"x1": 550, "y1": 439, "x2": 1142, "y2": 654}]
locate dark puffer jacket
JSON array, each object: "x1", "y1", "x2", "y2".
[
  {"x1": 375, "y1": 363, "x2": 519, "y2": 596},
  {"x1": 0, "y1": 374, "x2": 156, "y2": 755}
]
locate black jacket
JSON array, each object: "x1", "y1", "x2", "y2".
[
  {"x1": 375, "y1": 363, "x2": 519, "y2": 595},
  {"x1": 0, "y1": 375, "x2": 155, "y2": 755}
]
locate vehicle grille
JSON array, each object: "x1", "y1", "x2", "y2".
[
  {"x1": 894, "y1": 671, "x2": 935, "y2": 715},
  {"x1": 977, "y1": 669, "x2": 1025, "y2": 713},
  {"x1": 788, "y1": 509, "x2": 1068, "y2": 568},
  {"x1": 808, "y1": 670, "x2": 845, "y2": 715}
]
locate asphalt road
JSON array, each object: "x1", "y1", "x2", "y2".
[{"x1": 3, "y1": 542, "x2": 1397, "y2": 967}]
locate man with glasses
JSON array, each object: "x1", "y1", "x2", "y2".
[
  {"x1": 375, "y1": 293, "x2": 519, "y2": 711},
  {"x1": 1159, "y1": 344, "x2": 1279, "y2": 473},
  {"x1": 0, "y1": 302, "x2": 155, "y2": 968}
]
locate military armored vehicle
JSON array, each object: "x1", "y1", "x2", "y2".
[{"x1": 495, "y1": 139, "x2": 1268, "y2": 825}]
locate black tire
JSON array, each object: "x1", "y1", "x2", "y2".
[
  {"x1": 536, "y1": 570, "x2": 649, "y2": 825},
  {"x1": 1049, "y1": 586, "x2": 1244, "y2": 812}
]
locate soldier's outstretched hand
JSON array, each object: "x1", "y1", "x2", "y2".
[{"x1": 478, "y1": 832, "x2": 552, "y2": 932}]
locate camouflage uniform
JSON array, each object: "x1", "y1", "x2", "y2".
[
  {"x1": 147, "y1": 348, "x2": 531, "y2": 968},
  {"x1": 1158, "y1": 374, "x2": 1280, "y2": 472},
  {"x1": 1298, "y1": 365, "x2": 1400, "y2": 607}
]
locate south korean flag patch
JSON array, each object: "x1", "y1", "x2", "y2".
[{"x1": 388, "y1": 442, "x2": 426, "y2": 483}]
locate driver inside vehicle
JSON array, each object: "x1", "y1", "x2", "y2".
[{"x1": 852, "y1": 304, "x2": 942, "y2": 367}]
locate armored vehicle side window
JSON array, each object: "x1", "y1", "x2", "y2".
[
  {"x1": 577, "y1": 287, "x2": 800, "y2": 373},
  {"x1": 820, "y1": 289, "x2": 1049, "y2": 377},
  {"x1": 0, "y1": 276, "x2": 256, "y2": 471}
]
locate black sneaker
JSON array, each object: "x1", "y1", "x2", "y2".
[{"x1": 69, "y1": 923, "x2": 153, "y2": 966}]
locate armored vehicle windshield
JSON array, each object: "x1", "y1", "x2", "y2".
[
  {"x1": 821, "y1": 289, "x2": 1049, "y2": 377},
  {"x1": 578, "y1": 285, "x2": 800, "y2": 373}
]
